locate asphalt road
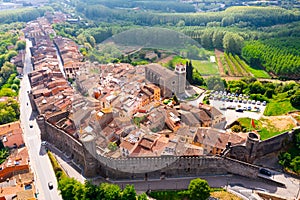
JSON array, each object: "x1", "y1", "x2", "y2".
[
  {"x1": 111, "y1": 174, "x2": 300, "y2": 200},
  {"x1": 19, "y1": 39, "x2": 62, "y2": 200}
]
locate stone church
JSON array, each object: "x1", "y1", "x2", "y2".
[{"x1": 145, "y1": 63, "x2": 186, "y2": 97}]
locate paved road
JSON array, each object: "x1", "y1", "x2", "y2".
[
  {"x1": 111, "y1": 174, "x2": 300, "y2": 200},
  {"x1": 46, "y1": 143, "x2": 86, "y2": 184},
  {"x1": 19, "y1": 39, "x2": 62, "y2": 200}
]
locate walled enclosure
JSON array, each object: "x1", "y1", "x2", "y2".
[{"x1": 37, "y1": 113, "x2": 263, "y2": 180}]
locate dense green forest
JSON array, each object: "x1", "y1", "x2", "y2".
[
  {"x1": 77, "y1": 4, "x2": 300, "y2": 27},
  {"x1": 76, "y1": 0, "x2": 196, "y2": 13},
  {"x1": 48, "y1": 0, "x2": 300, "y2": 78},
  {"x1": 0, "y1": 30, "x2": 22, "y2": 125},
  {"x1": 242, "y1": 38, "x2": 300, "y2": 77},
  {"x1": 0, "y1": 7, "x2": 53, "y2": 24}
]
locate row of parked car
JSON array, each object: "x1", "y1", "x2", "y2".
[
  {"x1": 209, "y1": 91, "x2": 267, "y2": 106},
  {"x1": 220, "y1": 104, "x2": 260, "y2": 112}
]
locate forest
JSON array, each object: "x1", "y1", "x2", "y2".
[
  {"x1": 0, "y1": 29, "x2": 23, "y2": 125},
  {"x1": 47, "y1": 0, "x2": 300, "y2": 78},
  {"x1": 0, "y1": 7, "x2": 53, "y2": 24}
]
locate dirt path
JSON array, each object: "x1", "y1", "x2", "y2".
[
  {"x1": 214, "y1": 49, "x2": 226, "y2": 77},
  {"x1": 157, "y1": 55, "x2": 174, "y2": 64}
]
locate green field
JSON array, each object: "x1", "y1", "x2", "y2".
[
  {"x1": 244, "y1": 65, "x2": 271, "y2": 79},
  {"x1": 192, "y1": 60, "x2": 220, "y2": 75},
  {"x1": 172, "y1": 56, "x2": 188, "y2": 65},
  {"x1": 264, "y1": 99, "x2": 298, "y2": 116}
]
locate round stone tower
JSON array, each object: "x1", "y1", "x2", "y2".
[
  {"x1": 245, "y1": 132, "x2": 260, "y2": 163},
  {"x1": 36, "y1": 115, "x2": 46, "y2": 141},
  {"x1": 80, "y1": 132, "x2": 98, "y2": 177}
]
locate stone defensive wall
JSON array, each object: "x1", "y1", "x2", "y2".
[
  {"x1": 37, "y1": 113, "x2": 262, "y2": 180},
  {"x1": 255, "y1": 131, "x2": 293, "y2": 157}
]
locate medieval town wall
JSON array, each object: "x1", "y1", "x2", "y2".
[{"x1": 37, "y1": 114, "x2": 263, "y2": 179}]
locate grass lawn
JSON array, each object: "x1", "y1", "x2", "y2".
[
  {"x1": 192, "y1": 60, "x2": 220, "y2": 75},
  {"x1": 243, "y1": 64, "x2": 271, "y2": 79},
  {"x1": 172, "y1": 55, "x2": 188, "y2": 65},
  {"x1": 264, "y1": 99, "x2": 298, "y2": 116},
  {"x1": 149, "y1": 190, "x2": 182, "y2": 200}
]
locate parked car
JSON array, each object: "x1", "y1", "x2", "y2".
[
  {"x1": 256, "y1": 101, "x2": 261, "y2": 105},
  {"x1": 248, "y1": 106, "x2": 251, "y2": 111},
  {"x1": 259, "y1": 168, "x2": 272, "y2": 176},
  {"x1": 252, "y1": 100, "x2": 256, "y2": 104},
  {"x1": 41, "y1": 141, "x2": 47, "y2": 146},
  {"x1": 242, "y1": 100, "x2": 247, "y2": 104},
  {"x1": 262, "y1": 101, "x2": 267, "y2": 106},
  {"x1": 29, "y1": 124, "x2": 33, "y2": 128},
  {"x1": 236, "y1": 109, "x2": 244, "y2": 112},
  {"x1": 48, "y1": 181, "x2": 53, "y2": 190},
  {"x1": 248, "y1": 100, "x2": 252, "y2": 104},
  {"x1": 219, "y1": 106, "x2": 227, "y2": 110}
]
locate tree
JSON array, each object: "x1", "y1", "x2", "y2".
[
  {"x1": 223, "y1": 33, "x2": 244, "y2": 54},
  {"x1": 264, "y1": 89, "x2": 274, "y2": 99},
  {"x1": 212, "y1": 30, "x2": 225, "y2": 49},
  {"x1": 290, "y1": 156, "x2": 300, "y2": 174},
  {"x1": 16, "y1": 40, "x2": 26, "y2": 50},
  {"x1": 206, "y1": 76, "x2": 224, "y2": 91},
  {"x1": 186, "y1": 60, "x2": 193, "y2": 84},
  {"x1": 11, "y1": 84, "x2": 18, "y2": 91},
  {"x1": 192, "y1": 69, "x2": 205, "y2": 86},
  {"x1": 279, "y1": 152, "x2": 292, "y2": 167},
  {"x1": 84, "y1": 181, "x2": 101, "y2": 200},
  {"x1": 231, "y1": 125, "x2": 242, "y2": 132},
  {"x1": 249, "y1": 81, "x2": 265, "y2": 95},
  {"x1": 137, "y1": 193, "x2": 148, "y2": 200},
  {"x1": 290, "y1": 92, "x2": 300, "y2": 107},
  {"x1": 187, "y1": 178, "x2": 210, "y2": 200},
  {"x1": 121, "y1": 185, "x2": 136, "y2": 200},
  {"x1": 99, "y1": 183, "x2": 121, "y2": 200},
  {"x1": 58, "y1": 177, "x2": 79, "y2": 200}
]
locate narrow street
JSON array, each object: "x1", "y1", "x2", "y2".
[{"x1": 19, "y1": 39, "x2": 62, "y2": 200}]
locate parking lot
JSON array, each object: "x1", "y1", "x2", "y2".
[{"x1": 209, "y1": 91, "x2": 267, "y2": 127}]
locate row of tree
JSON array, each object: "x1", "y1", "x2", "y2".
[
  {"x1": 76, "y1": 0, "x2": 195, "y2": 13},
  {"x1": 58, "y1": 175, "x2": 211, "y2": 200},
  {"x1": 242, "y1": 39, "x2": 300, "y2": 77},
  {"x1": 78, "y1": 4, "x2": 300, "y2": 28},
  {"x1": 58, "y1": 178, "x2": 147, "y2": 200}
]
